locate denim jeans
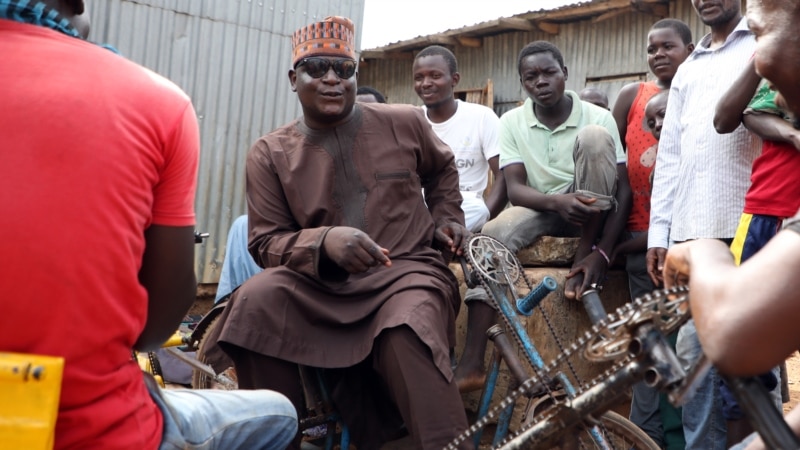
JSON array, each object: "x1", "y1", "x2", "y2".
[
  {"x1": 146, "y1": 376, "x2": 297, "y2": 450},
  {"x1": 677, "y1": 319, "x2": 727, "y2": 449}
]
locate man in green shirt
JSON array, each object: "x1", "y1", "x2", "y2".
[{"x1": 483, "y1": 41, "x2": 631, "y2": 300}]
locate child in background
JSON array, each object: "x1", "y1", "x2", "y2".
[
  {"x1": 611, "y1": 18, "x2": 693, "y2": 449},
  {"x1": 615, "y1": 91, "x2": 668, "y2": 257}
]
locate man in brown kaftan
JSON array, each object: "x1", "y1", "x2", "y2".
[{"x1": 207, "y1": 16, "x2": 472, "y2": 450}]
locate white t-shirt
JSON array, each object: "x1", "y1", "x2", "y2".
[{"x1": 423, "y1": 100, "x2": 501, "y2": 230}]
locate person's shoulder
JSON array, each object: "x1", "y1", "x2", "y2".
[
  {"x1": 252, "y1": 119, "x2": 303, "y2": 150},
  {"x1": 96, "y1": 51, "x2": 191, "y2": 105},
  {"x1": 573, "y1": 92, "x2": 610, "y2": 117},
  {"x1": 500, "y1": 101, "x2": 527, "y2": 122},
  {"x1": 136, "y1": 66, "x2": 191, "y2": 102},
  {"x1": 458, "y1": 100, "x2": 499, "y2": 120},
  {"x1": 362, "y1": 102, "x2": 427, "y2": 123},
  {"x1": 458, "y1": 100, "x2": 491, "y2": 113},
  {"x1": 618, "y1": 81, "x2": 644, "y2": 99},
  {"x1": 613, "y1": 82, "x2": 644, "y2": 114},
  {"x1": 265, "y1": 119, "x2": 303, "y2": 139},
  {"x1": 580, "y1": 99, "x2": 616, "y2": 125}
]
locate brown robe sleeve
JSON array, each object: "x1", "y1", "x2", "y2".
[{"x1": 244, "y1": 138, "x2": 347, "y2": 282}]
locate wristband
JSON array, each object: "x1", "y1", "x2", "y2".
[{"x1": 592, "y1": 245, "x2": 610, "y2": 264}]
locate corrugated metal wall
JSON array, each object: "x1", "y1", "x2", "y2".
[
  {"x1": 358, "y1": 0, "x2": 711, "y2": 115},
  {"x1": 88, "y1": 0, "x2": 365, "y2": 283}
]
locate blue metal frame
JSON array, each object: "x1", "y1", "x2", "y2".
[{"x1": 477, "y1": 277, "x2": 613, "y2": 448}]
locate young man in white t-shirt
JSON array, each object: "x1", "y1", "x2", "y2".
[{"x1": 413, "y1": 45, "x2": 508, "y2": 392}]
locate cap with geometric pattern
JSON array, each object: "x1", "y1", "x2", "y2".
[{"x1": 291, "y1": 16, "x2": 356, "y2": 67}]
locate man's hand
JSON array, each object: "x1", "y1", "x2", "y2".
[
  {"x1": 646, "y1": 247, "x2": 667, "y2": 286},
  {"x1": 554, "y1": 193, "x2": 602, "y2": 226},
  {"x1": 322, "y1": 227, "x2": 391, "y2": 274},
  {"x1": 565, "y1": 251, "x2": 608, "y2": 299},
  {"x1": 662, "y1": 243, "x2": 693, "y2": 289},
  {"x1": 435, "y1": 222, "x2": 470, "y2": 256}
]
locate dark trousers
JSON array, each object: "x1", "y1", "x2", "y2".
[{"x1": 232, "y1": 325, "x2": 471, "y2": 450}]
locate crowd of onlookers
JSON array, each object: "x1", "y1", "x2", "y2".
[{"x1": 4, "y1": 0, "x2": 800, "y2": 449}]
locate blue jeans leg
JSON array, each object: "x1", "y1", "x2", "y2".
[
  {"x1": 626, "y1": 246, "x2": 665, "y2": 447},
  {"x1": 152, "y1": 387, "x2": 297, "y2": 450},
  {"x1": 677, "y1": 319, "x2": 727, "y2": 449}
]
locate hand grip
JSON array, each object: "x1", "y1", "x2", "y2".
[
  {"x1": 581, "y1": 289, "x2": 608, "y2": 325},
  {"x1": 516, "y1": 276, "x2": 558, "y2": 316}
]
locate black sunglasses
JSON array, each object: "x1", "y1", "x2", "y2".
[{"x1": 296, "y1": 57, "x2": 357, "y2": 79}]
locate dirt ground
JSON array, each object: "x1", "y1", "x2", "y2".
[{"x1": 784, "y1": 352, "x2": 800, "y2": 413}]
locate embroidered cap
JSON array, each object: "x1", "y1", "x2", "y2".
[{"x1": 292, "y1": 16, "x2": 356, "y2": 67}]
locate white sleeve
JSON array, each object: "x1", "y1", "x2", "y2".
[{"x1": 648, "y1": 80, "x2": 683, "y2": 249}]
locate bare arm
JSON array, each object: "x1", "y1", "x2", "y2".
[
  {"x1": 135, "y1": 225, "x2": 197, "y2": 351},
  {"x1": 664, "y1": 231, "x2": 800, "y2": 376},
  {"x1": 484, "y1": 156, "x2": 508, "y2": 219},
  {"x1": 565, "y1": 164, "x2": 632, "y2": 298},
  {"x1": 744, "y1": 113, "x2": 800, "y2": 150},
  {"x1": 613, "y1": 232, "x2": 648, "y2": 257},
  {"x1": 714, "y1": 59, "x2": 761, "y2": 134},
  {"x1": 505, "y1": 163, "x2": 600, "y2": 225},
  {"x1": 611, "y1": 83, "x2": 640, "y2": 152}
]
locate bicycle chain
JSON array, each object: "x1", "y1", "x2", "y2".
[
  {"x1": 464, "y1": 235, "x2": 574, "y2": 403},
  {"x1": 493, "y1": 286, "x2": 689, "y2": 449},
  {"x1": 446, "y1": 308, "x2": 631, "y2": 449},
  {"x1": 449, "y1": 235, "x2": 690, "y2": 449},
  {"x1": 448, "y1": 234, "x2": 597, "y2": 449}
]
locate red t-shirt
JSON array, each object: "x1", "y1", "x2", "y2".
[
  {"x1": 0, "y1": 20, "x2": 198, "y2": 449},
  {"x1": 744, "y1": 139, "x2": 800, "y2": 217},
  {"x1": 625, "y1": 82, "x2": 661, "y2": 231}
]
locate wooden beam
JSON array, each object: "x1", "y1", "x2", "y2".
[
  {"x1": 535, "y1": 21, "x2": 559, "y2": 35},
  {"x1": 592, "y1": 7, "x2": 630, "y2": 23},
  {"x1": 497, "y1": 17, "x2": 536, "y2": 31},
  {"x1": 425, "y1": 35, "x2": 459, "y2": 46},
  {"x1": 632, "y1": 0, "x2": 669, "y2": 17},
  {"x1": 523, "y1": 0, "x2": 630, "y2": 21},
  {"x1": 359, "y1": 50, "x2": 414, "y2": 60},
  {"x1": 456, "y1": 36, "x2": 482, "y2": 48}
]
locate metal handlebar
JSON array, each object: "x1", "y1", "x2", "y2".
[
  {"x1": 516, "y1": 276, "x2": 558, "y2": 316},
  {"x1": 724, "y1": 375, "x2": 800, "y2": 449},
  {"x1": 671, "y1": 355, "x2": 800, "y2": 449},
  {"x1": 580, "y1": 289, "x2": 608, "y2": 325}
]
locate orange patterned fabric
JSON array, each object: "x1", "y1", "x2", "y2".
[
  {"x1": 626, "y1": 81, "x2": 662, "y2": 231},
  {"x1": 292, "y1": 16, "x2": 356, "y2": 66}
]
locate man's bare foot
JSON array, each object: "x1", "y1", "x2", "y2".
[{"x1": 454, "y1": 366, "x2": 486, "y2": 393}]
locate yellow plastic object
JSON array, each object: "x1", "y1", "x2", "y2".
[
  {"x1": 162, "y1": 331, "x2": 186, "y2": 348},
  {"x1": 0, "y1": 352, "x2": 64, "y2": 450}
]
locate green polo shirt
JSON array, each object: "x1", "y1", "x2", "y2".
[{"x1": 499, "y1": 90, "x2": 625, "y2": 194}]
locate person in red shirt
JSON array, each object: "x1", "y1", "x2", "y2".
[
  {"x1": 664, "y1": 1, "x2": 800, "y2": 448},
  {"x1": 0, "y1": 1, "x2": 295, "y2": 448}
]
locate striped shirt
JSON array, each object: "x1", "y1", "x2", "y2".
[{"x1": 648, "y1": 18, "x2": 761, "y2": 248}]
